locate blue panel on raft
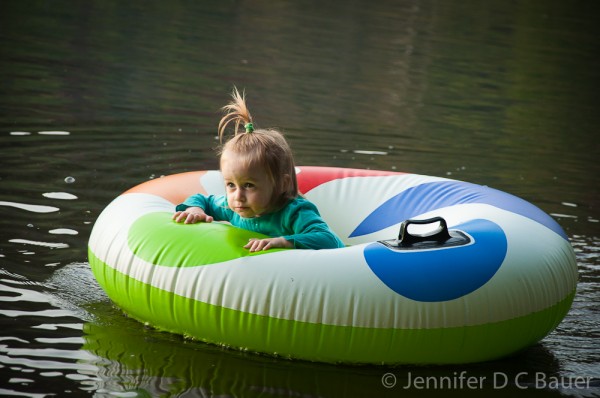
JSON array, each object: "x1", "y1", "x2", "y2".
[
  {"x1": 363, "y1": 219, "x2": 507, "y2": 302},
  {"x1": 349, "y1": 181, "x2": 567, "y2": 240}
]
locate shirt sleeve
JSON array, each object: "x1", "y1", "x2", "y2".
[
  {"x1": 281, "y1": 199, "x2": 345, "y2": 250},
  {"x1": 175, "y1": 194, "x2": 233, "y2": 222}
]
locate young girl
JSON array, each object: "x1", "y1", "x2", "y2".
[{"x1": 172, "y1": 88, "x2": 344, "y2": 252}]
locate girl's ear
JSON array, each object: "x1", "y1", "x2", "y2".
[{"x1": 280, "y1": 173, "x2": 291, "y2": 193}]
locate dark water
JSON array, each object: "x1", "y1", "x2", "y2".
[{"x1": 1, "y1": 1, "x2": 598, "y2": 397}]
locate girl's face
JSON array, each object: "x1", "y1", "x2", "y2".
[{"x1": 220, "y1": 150, "x2": 275, "y2": 218}]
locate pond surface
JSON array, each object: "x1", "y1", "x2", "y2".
[{"x1": 1, "y1": 1, "x2": 598, "y2": 397}]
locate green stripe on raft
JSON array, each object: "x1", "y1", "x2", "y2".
[
  {"x1": 89, "y1": 249, "x2": 575, "y2": 364},
  {"x1": 128, "y1": 212, "x2": 284, "y2": 267}
]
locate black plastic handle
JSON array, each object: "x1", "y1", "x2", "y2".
[{"x1": 398, "y1": 216, "x2": 451, "y2": 245}]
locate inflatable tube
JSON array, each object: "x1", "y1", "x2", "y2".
[{"x1": 88, "y1": 167, "x2": 578, "y2": 364}]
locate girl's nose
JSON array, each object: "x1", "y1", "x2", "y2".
[{"x1": 234, "y1": 189, "x2": 245, "y2": 201}]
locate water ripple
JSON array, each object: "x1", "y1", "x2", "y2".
[
  {"x1": 0, "y1": 309, "x2": 76, "y2": 318},
  {"x1": 0, "y1": 201, "x2": 59, "y2": 213},
  {"x1": 42, "y1": 192, "x2": 78, "y2": 200},
  {"x1": 35, "y1": 337, "x2": 85, "y2": 345},
  {"x1": 31, "y1": 324, "x2": 83, "y2": 331},
  {"x1": 0, "y1": 353, "x2": 99, "y2": 371},
  {"x1": 38, "y1": 131, "x2": 70, "y2": 136},
  {"x1": 9, "y1": 239, "x2": 69, "y2": 249},
  {"x1": 1, "y1": 346, "x2": 95, "y2": 361},
  {"x1": 0, "y1": 283, "x2": 49, "y2": 303},
  {"x1": 0, "y1": 387, "x2": 46, "y2": 398},
  {"x1": 48, "y1": 229, "x2": 78, "y2": 236}
]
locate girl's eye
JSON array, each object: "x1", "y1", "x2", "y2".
[{"x1": 225, "y1": 182, "x2": 254, "y2": 189}]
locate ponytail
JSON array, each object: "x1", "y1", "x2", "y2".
[{"x1": 218, "y1": 87, "x2": 253, "y2": 142}]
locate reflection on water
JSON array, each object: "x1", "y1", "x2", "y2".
[
  {"x1": 1, "y1": 0, "x2": 598, "y2": 397},
  {"x1": 80, "y1": 298, "x2": 576, "y2": 398}
]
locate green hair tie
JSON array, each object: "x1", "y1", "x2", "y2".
[{"x1": 244, "y1": 122, "x2": 254, "y2": 133}]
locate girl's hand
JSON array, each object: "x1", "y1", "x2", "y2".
[
  {"x1": 244, "y1": 237, "x2": 293, "y2": 252},
  {"x1": 172, "y1": 207, "x2": 214, "y2": 224}
]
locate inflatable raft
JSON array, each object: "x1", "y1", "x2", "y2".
[{"x1": 88, "y1": 167, "x2": 578, "y2": 364}]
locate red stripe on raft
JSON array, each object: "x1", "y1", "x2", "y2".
[
  {"x1": 297, "y1": 166, "x2": 402, "y2": 194},
  {"x1": 124, "y1": 171, "x2": 208, "y2": 204}
]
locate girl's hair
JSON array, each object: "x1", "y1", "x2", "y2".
[{"x1": 217, "y1": 87, "x2": 298, "y2": 210}]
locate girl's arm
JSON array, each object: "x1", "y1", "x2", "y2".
[
  {"x1": 172, "y1": 206, "x2": 213, "y2": 224},
  {"x1": 284, "y1": 220, "x2": 345, "y2": 249},
  {"x1": 244, "y1": 237, "x2": 294, "y2": 252},
  {"x1": 173, "y1": 194, "x2": 232, "y2": 223},
  {"x1": 281, "y1": 200, "x2": 345, "y2": 250}
]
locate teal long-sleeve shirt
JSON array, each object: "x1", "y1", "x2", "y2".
[{"x1": 176, "y1": 194, "x2": 345, "y2": 250}]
